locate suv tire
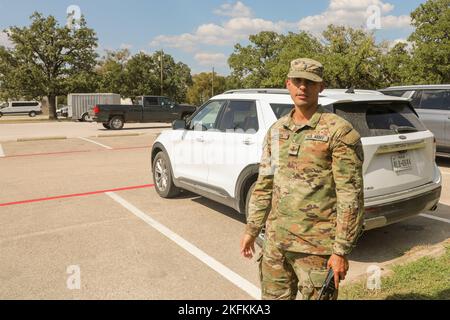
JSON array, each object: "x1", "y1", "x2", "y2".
[
  {"x1": 29, "y1": 111, "x2": 37, "y2": 117},
  {"x1": 245, "y1": 181, "x2": 265, "y2": 247},
  {"x1": 102, "y1": 123, "x2": 111, "y2": 129},
  {"x1": 153, "y1": 152, "x2": 180, "y2": 198},
  {"x1": 0, "y1": 112, "x2": 3, "y2": 118},
  {"x1": 109, "y1": 116, "x2": 124, "y2": 130}
]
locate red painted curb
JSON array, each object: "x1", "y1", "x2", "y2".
[
  {"x1": 0, "y1": 184, "x2": 155, "y2": 207},
  {"x1": 1, "y1": 146, "x2": 151, "y2": 159}
]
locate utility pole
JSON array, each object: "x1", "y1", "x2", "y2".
[
  {"x1": 160, "y1": 50, "x2": 164, "y2": 96},
  {"x1": 211, "y1": 67, "x2": 215, "y2": 97}
]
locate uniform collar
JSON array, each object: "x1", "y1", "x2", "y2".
[{"x1": 283, "y1": 106, "x2": 324, "y2": 132}]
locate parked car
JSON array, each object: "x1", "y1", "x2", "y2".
[
  {"x1": 56, "y1": 105, "x2": 69, "y2": 118},
  {"x1": 0, "y1": 101, "x2": 42, "y2": 117},
  {"x1": 91, "y1": 95, "x2": 197, "y2": 130},
  {"x1": 380, "y1": 85, "x2": 450, "y2": 156},
  {"x1": 151, "y1": 89, "x2": 442, "y2": 244},
  {"x1": 68, "y1": 93, "x2": 121, "y2": 122}
]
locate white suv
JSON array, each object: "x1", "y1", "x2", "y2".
[{"x1": 151, "y1": 89, "x2": 442, "y2": 234}]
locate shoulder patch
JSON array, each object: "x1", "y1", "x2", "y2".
[{"x1": 340, "y1": 129, "x2": 361, "y2": 145}]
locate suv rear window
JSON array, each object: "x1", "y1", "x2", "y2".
[{"x1": 334, "y1": 102, "x2": 426, "y2": 137}]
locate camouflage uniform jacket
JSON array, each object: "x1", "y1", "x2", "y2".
[{"x1": 246, "y1": 106, "x2": 365, "y2": 256}]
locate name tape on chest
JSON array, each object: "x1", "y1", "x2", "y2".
[{"x1": 305, "y1": 134, "x2": 329, "y2": 142}]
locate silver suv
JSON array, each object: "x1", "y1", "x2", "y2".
[
  {"x1": 151, "y1": 89, "x2": 442, "y2": 238},
  {"x1": 380, "y1": 85, "x2": 450, "y2": 157}
]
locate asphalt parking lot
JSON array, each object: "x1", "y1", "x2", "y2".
[{"x1": 0, "y1": 122, "x2": 449, "y2": 299}]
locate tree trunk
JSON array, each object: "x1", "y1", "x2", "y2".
[{"x1": 48, "y1": 94, "x2": 57, "y2": 120}]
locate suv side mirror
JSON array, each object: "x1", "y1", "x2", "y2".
[{"x1": 172, "y1": 119, "x2": 186, "y2": 130}]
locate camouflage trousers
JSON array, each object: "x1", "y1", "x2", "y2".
[{"x1": 258, "y1": 242, "x2": 338, "y2": 300}]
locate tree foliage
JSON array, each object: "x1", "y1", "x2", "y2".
[
  {"x1": 186, "y1": 72, "x2": 227, "y2": 106},
  {"x1": 0, "y1": 12, "x2": 98, "y2": 119},
  {"x1": 97, "y1": 50, "x2": 192, "y2": 102},
  {"x1": 228, "y1": 0, "x2": 450, "y2": 90},
  {"x1": 408, "y1": 0, "x2": 450, "y2": 83}
]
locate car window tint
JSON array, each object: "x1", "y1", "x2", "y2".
[
  {"x1": 218, "y1": 100, "x2": 258, "y2": 132},
  {"x1": 419, "y1": 90, "x2": 450, "y2": 110},
  {"x1": 335, "y1": 102, "x2": 426, "y2": 137},
  {"x1": 270, "y1": 104, "x2": 294, "y2": 119},
  {"x1": 144, "y1": 97, "x2": 158, "y2": 107},
  {"x1": 410, "y1": 91, "x2": 422, "y2": 108},
  {"x1": 189, "y1": 100, "x2": 225, "y2": 131}
]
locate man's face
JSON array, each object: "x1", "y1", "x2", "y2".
[{"x1": 286, "y1": 78, "x2": 325, "y2": 108}]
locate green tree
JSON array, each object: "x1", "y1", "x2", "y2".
[
  {"x1": 320, "y1": 25, "x2": 384, "y2": 89},
  {"x1": 186, "y1": 72, "x2": 227, "y2": 105},
  {"x1": 228, "y1": 31, "x2": 285, "y2": 88},
  {"x1": 266, "y1": 31, "x2": 323, "y2": 87},
  {"x1": 153, "y1": 51, "x2": 192, "y2": 103},
  {"x1": 119, "y1": 51, "x2": 192, "y2": 102},
  {"x1": 0, "y1": 12, "x2": 98, "y2": 119},
  {"x1": 121, "y1": 52, "x2": 158, "y2": 99},
  {"x1": 97, "y1": 48, "x2": 130, "y2": 96},
  {"x1": 408, "y1": 0, "x2": 450, "y2": 83},
  {"x1": 380, "y1": 42, "x2": 414, "y2": 86}
]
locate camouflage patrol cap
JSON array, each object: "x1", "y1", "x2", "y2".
[{"x1": 287, "y1": 58, "x2": 324, "y2": 82}]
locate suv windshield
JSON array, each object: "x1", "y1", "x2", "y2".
[{"x1": 334, "y1": 101, "x2": 426, "y2": 137}]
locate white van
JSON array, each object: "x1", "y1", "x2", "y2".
[{"x1": 0, "y1": 101, "x2": 42, "y2": 117}]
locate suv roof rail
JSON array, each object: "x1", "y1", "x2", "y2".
[{"x1": 224, "y1": 89, "x2": 289, "y2": 95}]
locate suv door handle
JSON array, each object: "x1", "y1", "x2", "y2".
[{"x1": 243, "y1": 138, "x2": 255, "y2": 145}]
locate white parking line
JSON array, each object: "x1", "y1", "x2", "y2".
[
  {"x1": 78, "y1": 137, "x2": 113, "y2": 150},
  {"x1": 0, "y1": 144, "x2": 4, "y2": 157},
  {"x1": 106, "y1": 192, "x2": 261, "y2": 300},
  {"x1": 419, "y1": 214, "x2": 450, "y2": 224}
]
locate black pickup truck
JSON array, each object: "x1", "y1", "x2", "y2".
[{"x1": 91, "y1": 96, "x2": 197, "y2": 130}]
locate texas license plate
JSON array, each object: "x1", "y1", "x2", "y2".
[{"x1": 391, "y1": 153, "x2": 413, "y2": 172}]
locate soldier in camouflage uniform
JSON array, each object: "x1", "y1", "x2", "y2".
[{"x1": 240, "y1": 58, "x2": 365, "y2": 300}]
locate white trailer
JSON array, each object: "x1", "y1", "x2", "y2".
[{"x1": 68, "y1": 93, "x2": 121, "y2": 121}]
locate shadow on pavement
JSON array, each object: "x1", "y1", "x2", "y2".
[
  {"x1": 184, "y1": 192, "x2": 449, "y2": 264},
  {"x1": 436, "y1": 157, "x2": 450, "y2": 169},
  {"x1": 189, "y1": 195, "x2": 247, "y2": 224},
  {"x1": 99, "y1": 126, "x2": 171, "y2": 131},
  {"x1": 350, "y1": 203, "x2": 450, "y2": 263}
]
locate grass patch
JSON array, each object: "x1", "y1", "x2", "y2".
[{"x1": 340, "y1": 246, "x2": 450, "y2": 300}]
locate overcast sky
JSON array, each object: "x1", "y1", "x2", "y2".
[{"x1": 0, "y1": 0, "x2": 425, "y2": 75}]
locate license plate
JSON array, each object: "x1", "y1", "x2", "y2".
[{"x1": 391, "y1": 153, "x2": 413, "y2": 172}]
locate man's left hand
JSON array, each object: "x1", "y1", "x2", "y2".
[{"x1": 327, "y1": 254, "x2": 349, "y2": 289}]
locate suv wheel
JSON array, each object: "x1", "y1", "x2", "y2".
[
  {"x1": 153, "y1": 152, "x2": 180, "y2": 198},
  {"x1": 102, "y1": 123, "x2": 111, "y2": 129},
  {"x1": 245, "y1": 181, "x2": 265, "y2": 247},
  {"x1": 109, "y1": 116, "x2": 124, "y2": 130},
  {"x1": 29, "y1": 111, "x2": 36, "y2": 117},
  {"x1": 0, "y1": 112, "x2": 3, "y2": 118}
]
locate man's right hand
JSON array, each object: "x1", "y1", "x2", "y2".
[{"x1": 240, "y1": 234, "x2": 256, "y2": 259}]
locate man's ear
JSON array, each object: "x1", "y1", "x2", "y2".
[{"x1": 285, "y1": 78, "x2": 290, "y2": 89}]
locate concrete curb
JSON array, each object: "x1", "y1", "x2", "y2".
[
  {"x1": 16, "y1": 136, "x2": 67, "y2": 142},
  {"x1": 93, "y1": 132, "x2": 145, "y2": 138}
]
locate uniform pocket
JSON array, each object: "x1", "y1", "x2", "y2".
[{"x1": 308, "y1": 269, "x2": 329, "y2": 288}]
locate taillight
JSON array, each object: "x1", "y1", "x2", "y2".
[{"x1": 93, "y1": 105, "x2": 99, "y2": 114}]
